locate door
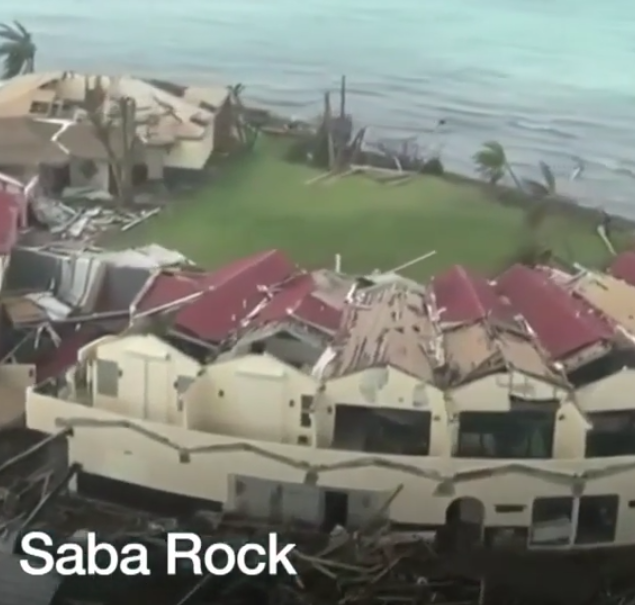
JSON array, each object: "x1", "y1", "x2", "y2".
[
  {"x1": 143, "y1": 358, "x2": 171, "y2": 423},
  {"x1": 322, "y1": 490, "x2": 349, "y2": 530}
]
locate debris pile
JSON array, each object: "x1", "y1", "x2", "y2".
[{"x1": 31, "y1": 191, "x2": 162, "y2": 243}]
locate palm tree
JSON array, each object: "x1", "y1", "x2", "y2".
[
  {"x1": 473, "y1": 141, "x2": 523, "y2": 188},
  {"x1": 0, "y1": 21, "x2": 35, "y2": 78}
]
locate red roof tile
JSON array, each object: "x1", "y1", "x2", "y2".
[
  {"x1": 176, "y1": 250, "x2": 296, "y2": 341},
  {"x1": 251, "y1": 273, "x2": 343, "y2": 332},
  {"x1": 495, "y1": 264, "x2": 612, "y2": 360},
  {"x1": 609, "y1": 251, "x2": 635, "y2": 287},
  {"x1": 137, "y1": 249, "x2": 298, "y2": 342},
  {"x1": 431, "y1": 264, "x2": 514, "y2": 324},
  {"x1": 135, "y1": 271, "x2": 209, "y2": 314},
  {"x1": 0, "y1": 192, "x2": 20, "y2": 255}
]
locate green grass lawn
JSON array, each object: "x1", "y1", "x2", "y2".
[{"x1": 113, "y1": 138, "x2": 620, "y2": 280}]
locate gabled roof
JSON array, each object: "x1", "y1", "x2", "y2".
[
  {"x1": 609, "y1": 251, "x2": 635, "y2": 287},
  {"x1": 495, "y1": 264, "x2": 613, "y2": 360},
  {"x1": 431, "y1": 264, "x2": 515, "y2": 325},
  {"x1": 246, "y1": 273, "x2": 343, "y2": 333},
  {"x1": 136, "y1": 250, "x2": 297, "y2": 343}
]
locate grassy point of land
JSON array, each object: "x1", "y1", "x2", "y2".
[{"x1": 113, "y1": 138, "x2": 621, "y2": 280}]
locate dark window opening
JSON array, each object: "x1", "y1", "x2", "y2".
[
  {"x1": 575, "y1": 495, "x2": 619, "y2": 545},
  {"x1": 586, "y1": 411, "x2": 635, "y2": 457},
  {"x1": 457, "y1": 411, "x2": 555, "y2": 459},
  {"x1": 249, "y1": 340, "x2": 266, "y2": 354},
  {"x1": 332, "y1": 404, "x2": 430, "y2": 455},
  {"x1": 568, "y1": 350, "x2": 635, "y2": 388},
  {"x1": 29, "y1": 101, "x2": 50, "y2": 114},
  {"x1": 529, "y1": 496, "x2": 573, "y2": 547},
  {"x1": 495, "y1": 504, "x2": 525, "y2": 513},
  {"x1": 322, "y1": 490, "x2": 348, "y2": 531},
  {"x1": 297, "y1": 435, "x2": 309, "y2": 445},
  {"x1": 300, "y1": 395, "x2": 313, "y2": 427}
]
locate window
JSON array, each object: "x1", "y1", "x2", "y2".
[
  {"x1": 332, "y1": 405, "x2": 431, "y2": 456},
  {"x1": 529, "y1": 496, "x2": 573, "y2": 547},
  {"x1": 300, "y1": 395, "x2": 313, "y2": 428},
  {"x1": 29, "y1": 101, "x2": 50, "y2": 114},
  {"x1": 456, "y1": 411, "x2": 555, "y2": 459},
  {"x1": 297, "y1": 435, "x2": 310, "y2": 445},
  {"x1": 575, "y1": 495, "x2": 619, "y2": 545},
  {"x1": 96, "y1": 359, "x2": 120, "y2": 397},
  {"x1": 586, "y1": 411, "x2": 635, "y2": 457}
]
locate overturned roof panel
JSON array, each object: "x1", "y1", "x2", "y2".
[
  {"x1": 567, "y1": 271, "x2": 635, "y2": 335},
  {"x1": 321, "y1": 283, "x2": 438, "y2": 381}
]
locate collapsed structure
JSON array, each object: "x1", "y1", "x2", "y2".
[{"x1": 6, "y1": 240, "x2": 635, "y2": 553}]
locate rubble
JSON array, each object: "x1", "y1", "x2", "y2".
[{"x1": 30, "y1": 192, "x2": 162, "y2": 243}]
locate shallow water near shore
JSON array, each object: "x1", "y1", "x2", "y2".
[{"x1": 7, "y1": 0, "x2": 635, "y2": 216}]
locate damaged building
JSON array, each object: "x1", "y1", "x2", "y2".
[{"x1": 18, "y1": 246, "x2": 635, "y2": 552}]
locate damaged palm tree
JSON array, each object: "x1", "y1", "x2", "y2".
[
  {"x1": 0, "y1": 21, "x2": 36, "y2": 78},
  {"x1": 227, "y1": 83, "x2": 259, "y2": 151},
  {"x1": 83, "y1": 77, "x2": 137, "y2": 205}
]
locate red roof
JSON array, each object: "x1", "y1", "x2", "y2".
[
  {"x1": 495, "y1": 264, "x2": 612, "y2": 359},
  {"x1": 35, "y1": 326, "x2": 103, "y2": 383},
  {"x1": 609, "y1": 251, "x2": 635, "y2": 287},
  {"x1": 0, "y1": 192, "x2": 20, "y2": 254},
  {"x1": 431, "y1": 264, "x2": 514, "y2": 324},
  {"x1": 250, "y1": 273, "x2": 343, "y2": 332},
  {"x1": 136, "y1": 249, "x2": 297, "y2": 342}
]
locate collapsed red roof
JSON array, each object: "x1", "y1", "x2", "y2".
[
  {"x1": 495, "y1": 264, "x2": 613, "y2": 360},
  {"x1": 609, "y1": 251, "x2": 635, "y2": 287},
  {"x1": 431, "y1": 264, "x2": 514, "y2": 324},
  {"x1": 136, "y1": 249, "x2": 298, "y2": 342},
  {"x1": 35, "y1": 325, "x2": 104, "y2": 383},
  {"x1": 249, "y1": 273, "x2": 343, "y2": 332}
]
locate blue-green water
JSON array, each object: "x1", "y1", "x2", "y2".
[{"x1": 10, "y1": 0, "x2": 635, "y2": 215}]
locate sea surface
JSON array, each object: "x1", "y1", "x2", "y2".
[{"x1": 8, "y1": 0, "x2": 635, "y2": 216}]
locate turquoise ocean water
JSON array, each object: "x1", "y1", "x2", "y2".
[{"x1": 9, "y1": 0, "x2": 635, "y2": 215}]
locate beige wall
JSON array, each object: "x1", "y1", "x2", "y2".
[
  {"x1": 164, "y1": 125, "x2": 215, "y2": 170},
  {"x1": 83, "y1": 334, "x2": 200, "y2": 425},
  {"x1": 450, "y1": 374, "x2": 586, "y2": 457},
  {"x1": 25, "y1": 391, "x2": 635, "y2": 545},
  {"x1": 145, "y1": 147, "x2": 165, "y2": 180},
  {"x1": 69, "y1": 159, "x2": 109, "y2": 191},
  {"x1": 576, "y1": 370, "x2": 635, "y2": 412},
  {"x1": 183, "y1": 353, "x2": 319, "y2": 445},
  {"x1": 318, "y1": 367, "x2": 450, "y2": 454}
]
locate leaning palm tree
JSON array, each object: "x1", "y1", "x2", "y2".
[
  {"x1": 473, "y1": 141, "x2": 523, "y2": 189},
  {"x1": 0, "y1": 21, "x2": 36, "y2": 78}
]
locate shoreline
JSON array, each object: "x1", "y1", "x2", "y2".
[{"x1": 246, "y1": 106, "x2": 635, "y2": 233}]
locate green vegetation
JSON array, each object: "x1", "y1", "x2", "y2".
[
  {"x1": 113, "y1": 138, "x2": 621, "y2": 280},
  {"x1": 0, "y1": 21, "x2": 35, "y2": 78}
]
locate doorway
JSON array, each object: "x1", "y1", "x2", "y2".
[
  {"x1": 444, "y1": 497, "x2": 485, "y2": 551},
  {"x1": 322, "y1": 490, "x2": 349, "y2": 531}
]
